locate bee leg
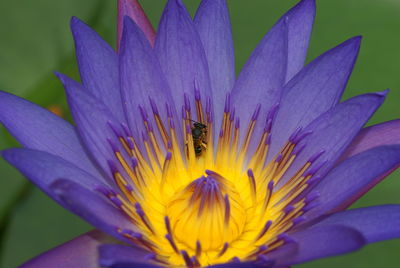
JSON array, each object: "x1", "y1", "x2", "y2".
[
  {"x1": 185, "y1": 141, "x2": 190, "y2": 157},
  {"x1": 201, "y1": 141, "x2": 207, "y2": 150}
]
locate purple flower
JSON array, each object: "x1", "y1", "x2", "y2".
[{"x1": 1, "y1": 0, "x2": 400, "y2": 267}]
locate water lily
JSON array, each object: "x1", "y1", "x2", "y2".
[{"x1": 1, "y1": 0, "x2": 400, "y2": 267}]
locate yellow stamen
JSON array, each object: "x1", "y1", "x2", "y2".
[{"x1": 103, "y1": 97, "x2": 319, "y2": 267}]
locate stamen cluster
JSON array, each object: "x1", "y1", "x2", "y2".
[{"x1": 97, "y1": 90, "x2": 322, "y2": 267}]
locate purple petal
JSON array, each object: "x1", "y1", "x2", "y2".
[
  {"x1": 194, "y1": 0, "x2": 235, "y2": 109},
  {"x1": 265, "y1": 241, "x2": 298, "y2": 264},
  {"x1": 57, "y1": 73, "x2": 125, "y2": 178},
  {"x1": 20, "y1": 230, "x2": 114, "y2": 268},
  {"x1": 280, "y1": 92, "x2": 386, "y2": 186},
  {"x1": 280, "y1": 225, "x2": 365, "y2": 265},
  {"x1": 231, "y1": 18, "x2": 287, "y2": 154},
  {"x1": 341, "y1": 119, "x2": 400, "y2": 160},
  {"x1": 285, "y1": 0, "x2": 316, "y2": 82},
  {"x1": 231, "y1": 0, "x2": 316, "y2": 153},
  {"x1": 71, "y1": 17, "x2": 125, "y2": 121},
  {"x1": 0, "y1": 91, "x2": 99, "y2": 176},
  {"x1": 315, "y1": 205, "x2": 400, "y2": 243},
  {"x1": 155, "y1": 0, "x2": 213, "y2": 121},
  {"x1": 269, "y1": 37, "x2": 361, "y2": 161},
  {"x1": 99, "y1": 244, "x2": 155, "y2": 267},
  {"x1": 119, "y1": 17, "x2": 182, "y2": 147},
  {"x1": 117, "y1": 0, "x2": 156, "y2": 49},
  {"x1": 51, "y1": 179, "x2": 138, "y2": 245},
  {"x1": 306, "y1": 145, "x2": 400, "y2": 220},
  {"x1": 2, "y1": 148, "x2": 108, "y2": 205}
]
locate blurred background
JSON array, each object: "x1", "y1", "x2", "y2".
[{"x1": 0, "y1": 0, "x2": 399, "y2": 267}]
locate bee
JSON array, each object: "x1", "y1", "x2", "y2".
[{"x1": 189, "y1": 120, "x2": 207, "y2": 156}]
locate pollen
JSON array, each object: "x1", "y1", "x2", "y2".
[{"x1": 98, "y1": 90, "x2": 322, "y2": 267}]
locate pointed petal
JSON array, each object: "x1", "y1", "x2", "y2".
[
  {"x1": 232, "y1": 0, "x2": 316, "y2": 127},
  {"x1": 231, "y1": 18, "x2": 287, "y2": 153},
  {"x1": 71, "y1": 17, "x2": 125, "y2": 121},
  {"x1": 51, "y1": 179, "x2": 137, "y2": 245},
  {"x1": 99, "y1": 244, "x2": 154, "y2": 267},
  {"x1": 0, "y1": 91, "x2": 99, "y2": 176},
  {"x1": 285, "y1": 0, "x2": 316, "y2": 81},
  {"x1": 281, "y1": 225, "x2": 365, "y2": 265},
  {"x1": 269, "y1": 37, "x2": 361, "y2": 160},
  {"x1": 119, "y1": 17, "x2": 182, "y2": 147},
  {"x1": 57, "y1": 73, "x2": 127, "y2": 178},
  {"x1": 341, "y1": 119, "x2": 400, "y2": 160},
  {"x1": 20, "y1": 230, "x2": 114, "y2": 268},
  {"x1": 117, "y1": 0, "x2": 155, "y2": 49},
  {"x1": 281, "y1": 92, "x2": 386, "y2": 185},
  {"x1": 315, "y1": 205, "x2": 400, "y2": 243},
  {"x1": 2, "y1": 148, "x2": 108, "y2": 205},
  {"x1": 194, "y1": 0, "x2": 235, "y2": 109},
  {"x1": 155, "y1": 0, "x2": 213, "y2": 121},
  {"x1": 307, "y1": 145, "x2": 400, "y2": 219}
]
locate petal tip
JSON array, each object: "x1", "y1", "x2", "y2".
[
  {"x1": 290, "y1": 0, "x2": 316, "y2": 17},
  {"x1": 344, "y1": 35, "x2": 362, "y2": 48},
  {"x1": 166, "y1": 0, "x2": 184, "y2": 10},
  {"x1": 122, "y1": 15, "x2": 136, "y2": 34},
  {"x1": 120, "y1": 16, "x2": 150, "y2": 56},
  {"x1": 54, "y1": 72, "x2": 68, "y2": 84},
  {"x1": 351, "y1": 35, "x2": 363, "y2": 44},
  {"x1": 70, "y1": 16, "x2": 80, "y2": 25},
  {"x1": 378, "y1": 88, "x2": 390, "y2": 96},
  {"x1": 70, "y1": 16, "x2": 85, "y2": 31},
  {"x1": 299, "y1": 0, "x2": 316, "y2": 9}
]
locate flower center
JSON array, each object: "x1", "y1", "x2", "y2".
[
  {"x1": 167, "y1": 172, "x2": 246, "y2": 251},
  {"x1": 97, "y1": 90, "x2": 323, "y2": 267}
]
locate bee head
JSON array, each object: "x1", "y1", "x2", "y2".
[{"x1": 193, "y1": 122, "x2": 207, "y2": 129}]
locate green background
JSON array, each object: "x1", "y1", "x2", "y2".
[{"x1": 0, "y1": 0, "x2": 399, "y2": 267}]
